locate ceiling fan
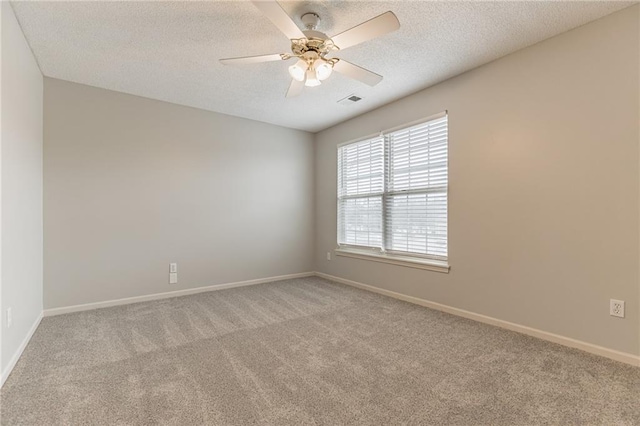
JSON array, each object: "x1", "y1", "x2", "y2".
[{"x1": 220, "y1": 0, "x2": 400, "y2": 97}]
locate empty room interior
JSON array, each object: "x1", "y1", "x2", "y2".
[{"x1": 1, "y1": 0, "x2": 640, "y2": 424}]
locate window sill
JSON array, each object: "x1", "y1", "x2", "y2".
[{"x1": 334, "y1": 248, "x2": 450, "y2": 273}]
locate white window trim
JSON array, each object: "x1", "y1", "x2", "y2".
[
  {"x1": 335, "y1": 247, "x2": 450, "y2": 273},
  {"x1": 336, "y1": 111, "x2": 449, "y2": 272}
]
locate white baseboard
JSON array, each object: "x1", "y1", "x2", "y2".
[
  {"x1": 1, "y1": 311, "x2": 43, "y2": 388},
  {"x1": 44, "y1": 272, "x2": 315, "y2": 317},
  {"x1": 314, "y1": 271, "x2": 640, "y2": 367}
]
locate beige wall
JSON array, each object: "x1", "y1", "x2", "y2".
[
  {"x1": 315, "y1": 6, "x2": 640, "y2": 356},
  {"x1": 1, "y1": 2, "x2": 44, "y2": 377},
  {"x1": 44, "y1": 79, "x2": 314, "y2": 309}
]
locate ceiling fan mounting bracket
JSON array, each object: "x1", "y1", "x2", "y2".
[{"x1": 300, "y1": 12, "x2": 320, "y2": 30}]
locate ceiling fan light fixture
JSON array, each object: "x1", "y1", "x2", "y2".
[
  {"x1": 288, "y1": 59, "x2": 307, "y2": 82},
  {"x1": 314, "y1": 58, "x2": 333, "y2": 81},
  {"x1": 220, "y1": 4, "x2": 401, "y2": 97},
  {"x1": 304, "y1": 68, "x2": 321, "y2": 87}
]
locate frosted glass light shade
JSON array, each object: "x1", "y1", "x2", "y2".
[
  {"x1": 315, "y1": 59, "x2": 333, "y2": 81},
  {"x1": 304, "y1": 68, "x2": 321, "y2": 87},
  {"x1": 288, "y1": 59, "x2": 307, "y2": 82}
]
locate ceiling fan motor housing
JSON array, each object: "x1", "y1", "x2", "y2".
[{"x1": 292, "y1": 31, "x2": 334, "y2": 58}]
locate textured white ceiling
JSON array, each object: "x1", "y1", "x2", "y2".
[{"x1": 11, "y1": 1, "x2": 635, "y2": 132}]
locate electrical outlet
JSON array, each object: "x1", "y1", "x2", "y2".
[
  {"x1": 170, "y1": 263, "x2": 177, "y2": 273},
  {"x1": 169, "y1": 273, "x2": 178, "y2": 284},
  {"x1": 7, "y1": 307, "x2": 12, "y2": 328},
  {"x1": 610, "y1": 299, "x2": 625, "y2": 318},
  {"x1": 326, "y1": 252, "x2": 331, "y2": 261}
]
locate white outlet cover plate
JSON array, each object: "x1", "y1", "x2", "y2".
[
  {"x1": 610, "y1": 299, "x2": 625, "y2": 318},
  {"x1": 169, "y1": 273, "x2": 178, "y2": 284}
]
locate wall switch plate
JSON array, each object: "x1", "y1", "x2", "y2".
[
  {"x1": 327, "y1": 252, "x2": 331, "y2": 261},
  {"x1": 169, "y1": 273, "x2": 178, "y2": 284},
  {"x1": 7, "y1": 308, "x2": 12, "y2": 328},
  {"x1": 610, "y1": 299, "x2": 625, "y2": 318},
  {"x1": 170, "y1": 263, "x2": 177, "y2": 273}
]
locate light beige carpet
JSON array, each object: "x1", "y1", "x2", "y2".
[{"x1": 1, "y1": 277, "x2": 639, "y2": 425}]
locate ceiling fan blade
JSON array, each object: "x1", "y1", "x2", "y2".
[
  {"x1": 331, "y1": 11, "x2": 400, "y2": 50},
  {"x1": 252, "y1": 0, "x2": 306, "y2": 41},
  {"x1": 220, "y1": 53, "x2": 285, "y2": 65},
  {"x1": 333, "y1": 60, "x2": 383, "y2": 87},
  {"x1": 286, "y1": 79, "x2": 304, "y2": 98}
]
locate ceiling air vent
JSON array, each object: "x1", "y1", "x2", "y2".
[{"x1": 337, "y1": 94, "x2": 363, "y2": 106}]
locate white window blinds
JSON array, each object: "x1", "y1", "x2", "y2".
[
  {"x1": 337, "y1": 136, "x2": 384, "y2": 248},
  {"x1": 337, "y1": 113, "x2": 448, "y2": 260}
]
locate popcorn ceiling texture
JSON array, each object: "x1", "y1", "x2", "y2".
[
  {"x1": 10, "y1": 1, "x2": 635, "y2": 132},
  {"x1": 2, "y1": 277, "x2": 639, "y2": 424}
]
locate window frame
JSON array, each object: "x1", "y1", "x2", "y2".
[{"x1": 336, "y1": 111, "x2": 450, "y2": 273}]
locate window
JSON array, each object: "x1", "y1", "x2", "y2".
[{"x1": 337, "y1": 113, "x2": 448, "y2": 271}]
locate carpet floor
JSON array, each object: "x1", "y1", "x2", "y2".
[{"x1": 1, "y1": 277, "x2": 639, "y2": 425}]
